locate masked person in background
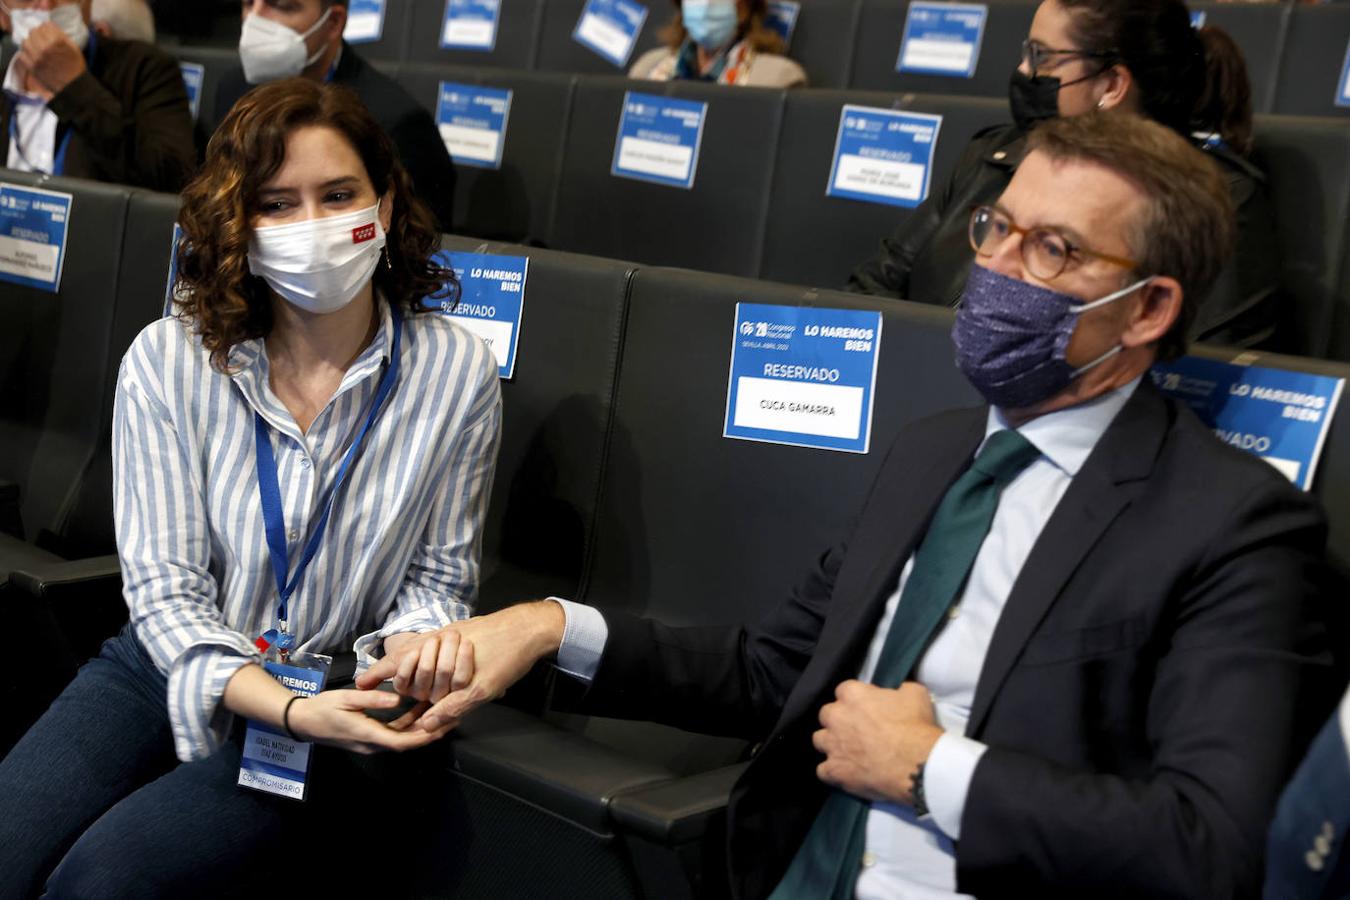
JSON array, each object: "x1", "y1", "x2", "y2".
[
  {"x1": 359, "y1": 112, "x2": 1337, "y2": 900},
  {"x1": 0, "y1": 79, "x2": 500, "y2": 897},
  {"x1": 0, "y1": 0, "x2": 194, "y2": 190},
  {"x1": 848, "y1": 0, "x2": 1280, "y2": 351},
  {"x1": 213, "y1": 0, "x2": 457, "y2": 231},
  {"x1": 630, "y1": 0, "x2": 806, "y2": 87}
]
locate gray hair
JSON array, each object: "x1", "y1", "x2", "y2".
[{"x1": 90, "y1": 0, "x2": 155, "y2": 43}]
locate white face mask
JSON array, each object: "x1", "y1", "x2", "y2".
[
  {"x1": 248, "y1": 202, "x2": 387, "y2": 315},
  {"x1": 238, "y1": 7, "x2": 331, "y2": 85},
  {"x1": 2, "y1": 1, "x2": 89, "y2": 50}
]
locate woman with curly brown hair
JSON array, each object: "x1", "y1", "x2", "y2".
[
  {"x1": 630, "y1": 0, "x2": 807, "y2": 87},
  {"x1": 0, "y1": 78, "x2": 500, "y2": 896}
]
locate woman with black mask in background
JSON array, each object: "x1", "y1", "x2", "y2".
[{"x1": 847, "y1": 0, "x2": 1278, "y2": 350}]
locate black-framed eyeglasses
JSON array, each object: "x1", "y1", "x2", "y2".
[
  {"x1": 968, "y1": 205, "x2": 1140, "y2": 281},
  {"x1": 1020, "y1": 39, "x2": 1116, "y2": 75}
]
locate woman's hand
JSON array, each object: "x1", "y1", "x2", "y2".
[
  {"x1": 286, "y1": 689, "x2": 454, "y2": 754},
  {"x1": 378, "y1": 630, "x2": 474, "y2": 704}
]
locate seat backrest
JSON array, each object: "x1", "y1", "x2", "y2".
[
  {"x1": 1272, "y1": 4, "x2": 1350, "y2": 118},
  {"x1": 848, "y1": 0, "x2": 1033, "y2": 99},
  {"x1": 0, "y1": 171, "x2": 130, "y2": 548},
  {"x1": 581, "y1": 267, "x2": 977, "y2": 629},
  {"x1": 438, "y1": 236, "x2": 634, "y2": 612},
  {"x1": 759, "y1": 90, "x2": 1006, "y2": 288},
  {"x1": 397, "y1": 64, "x2": 575, "y2": 245},
  {"x1": 549, "y1": 76, "x2": 784, "y2": 276},
  {"x1": 55, "y1": 190, "x2": 183, "y2": 558},
  {"x1": 404, "y1": 0, "x2": 545, "y2": 68},
  {"x1": 1192, "y1": 2, "x2": 1291, "y2": 116},
  {"x1": 534, "y1": 0, "x2": 665, "y2": 76},
  {"x1": 171, "y1": 45, "x2": 249, "y2": 139},
  {"x1": 1249, "y1": 115, "x2": 1350, "y2": 362},
  {"x1": 780, "y1": 0, "x2": 864, "y2": 89}
]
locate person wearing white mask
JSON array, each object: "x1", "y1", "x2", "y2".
[
  {"x1": 0, "y1": 78, "x2": 500, "y2": 896},
  {"x1": 630, "y1": 0, "x2": 806, "y2": 87},
  {"x1": 0, "y1": 0, "x2": 194, "y2": 189},
  {"x1": 212, "y1": 0, "x2": 457, "y2": 231}
]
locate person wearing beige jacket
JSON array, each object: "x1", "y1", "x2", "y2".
[{"x1": 629, "y1": 0, "x2": 807, "y2": 87}]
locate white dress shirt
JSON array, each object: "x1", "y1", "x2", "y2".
[
  {"x1": 555, "y1": 377, "x2": 1140, "y2": 898},
  {"x1": 114, "y1": 300, "x2": 501, "y2": 761},
  {"x1": 3, "y1": 55, "x2": 59, "y2": 174}
]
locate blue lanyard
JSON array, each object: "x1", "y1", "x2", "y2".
[
  {"x1": 253, "y1": 302, "x2": 403, "y2": 639},
  {"x1": 6, "y1": 30, "x2": 95, "y2": 176}
]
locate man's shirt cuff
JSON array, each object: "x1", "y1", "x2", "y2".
[
  {"x1": 924, "y1": 733, "x2": 989, "y2": 840},
  {"x1": 551, "y1": 597, "x2": 608, "y2": 682}
]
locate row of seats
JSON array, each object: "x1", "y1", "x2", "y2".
[
  {"x1": 170, "y1": 46, "x2": 1350, "y2": 363},
  {"x1": 3, "y1": 169, "x2": 1350, "y2": 896},
  {"x1": 167, "y1": 0, "x2": 1350, "y2": 118}
]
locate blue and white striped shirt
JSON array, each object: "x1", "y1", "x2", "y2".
[{"x1": 112, "y1": 298, "x2": 501, "y2": 762}]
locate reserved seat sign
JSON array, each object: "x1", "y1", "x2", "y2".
[
  {"x1": 344, "y1": 0, "x2": 387, "y2": 43},
  {"x1": 441, "y1": 0, "x2": 500, "y2": 51},
  {"x1": 724, "y1": 303, "x2": 883, "y2": 454},
  {"x1": 827, "y1": 106, "x2": 942, "y2": 208},
  {"x1": 896, "y1": 1, "x2": 988, "y2": 78},
  {"x1": 0, "y1": 183, "x2": 72, "y2": 293},
  {"x1": 1151, "y1": 355, "x2": 1345, "y2": 490},
  {"x1": 428, "y1": 250, "x2": 528, "y2": 379},
  {"x1": 574, "y1": 0, "x2": 649, "y2": 68},
  {"x1": 1338, "y1": 35, "x2": 1350, "y2": 108},
  {"x1": 436, "y1": 82, "x2": 513, "y2": 170},
  {"x1": 611, "y1": 92, "x2": 708, "y2": 189}
]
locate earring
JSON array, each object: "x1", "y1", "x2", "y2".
[
  {"x1": 383, "y1": 247, "x2": 392, "y2": 271},
  {"x1": 1096, "y1": 99, "x2": 1105, "y2": 110}
]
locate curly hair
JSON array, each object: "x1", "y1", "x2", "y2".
[
  {"x1": 174, "y1": 78, "x2": 456, "y2": 372},
  {"x1": 660, "y1": 0, "x2": 787, "y2": 55}
]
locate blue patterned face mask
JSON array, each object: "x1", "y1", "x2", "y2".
[
  {"x1": 682, "y1": 0, "x2": 739, "y2": 50},
  {"x1": 952, "y1": 265, "x2": 1150, "y2": 409}
]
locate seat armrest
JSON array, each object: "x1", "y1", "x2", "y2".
[
  {"x1": 10, "y1": 554, "x2": 122, "y2": 597},
  {"x1": 450, "y1": 703, "x2": 679, "y2": 833},
  {"x1": 608, "y1": 762, "x2": 748, "y2": 844}
]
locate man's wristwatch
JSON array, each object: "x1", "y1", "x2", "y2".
[{"x1": 911, "y1": 762, "x2": 929, "y2": 817}]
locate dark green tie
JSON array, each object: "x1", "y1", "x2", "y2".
[{"x1": 768, "y1": 429, "x2": 1041, "y2": 900}]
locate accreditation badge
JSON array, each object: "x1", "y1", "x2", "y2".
[{"x1": 237, "y1": 652, "x2": 332, "y2": 801}]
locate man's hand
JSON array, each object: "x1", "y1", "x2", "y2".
[
  {"x1": 813, "y1": 680, "x2": 944, "y2": 806},
  {"x1": 17, "y1": 22, "x2": 88, "y2": 99},
  {"x1": 356, "y1": 601, "x2": 566, "y2": 731},
  {"x1": 379, "y1": 630, "x2": 474, "y2": 705}
]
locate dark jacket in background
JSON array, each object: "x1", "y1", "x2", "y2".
[
  {"x1": 0, "y1": 35, "x2": 196, "y2": 192},
  {"x1": 215, "y1": 42, "x2": 457, "y2": 232},
  {"x1": 847, "y1": 123, "x2": 1281, "y2": 350}
]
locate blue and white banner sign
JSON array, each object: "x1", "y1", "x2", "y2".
[
  {"x1": 178, "y1": 62, "x2": 204, "y2": 122},
  {"x1": 441, "y1": 0, "x2": 499, "y2": 51},
  {"x1": 436, "y1": 82, "x2": 512, "y2": 170},
  {"x1": 897, "y1": 2, "x2": 988, "y2": 78},
  {"x1": 827, "y1": 106, "x2": 941, "y2": 208},
  {"x1": 724, "y1": 303, "x2": 883, "y2": 454},
  {"x1": 1337, "y1": 37, "x2": 1350, "y2": 108},
  {"x1": 427, "y1": 250, "x2": 527, "y2": 379},
  {"x1": 344, "y1": 0, "x2": 387, "y2": 43},
  {"x1": 765, "y1": 0, "x2": 801, "y2": 49},
  {"x1": 0, "y1": 183, "x2": 72, "y2": 293},
  {"x1": 163, "y1": 222, "x2": 183, "y2": 315},
  {"x1": 1151, "y1": 356, "x2": 1344, "y2": 491},
  {"x1": 1190, "y1": 10, "x2": 1206, "y2": 29},
  {"x1": 612, "y1": 91, "x2": 707, "y2": 189},
  {"x1": 573, "y1": 0, "x2": 648, "y2": 67},
  {"x1": 238, "y1": 657, "x2": 329, "y2": 801}
]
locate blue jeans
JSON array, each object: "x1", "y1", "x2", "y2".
[{"x1": 0, "y1": 628, "x2": 456, "y2": 899}]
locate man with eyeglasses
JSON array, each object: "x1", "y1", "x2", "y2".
[
  {"x1": 0, "y1": 0, "x2": 195, "y2": 190},
  {"x1": 359, "y1": 113, "x2": 1336, "y2": 898}
]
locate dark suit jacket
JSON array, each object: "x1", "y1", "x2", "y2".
[
  {"x1": 215, "y1": 43, "x2": 457, "y2": 231},
  {"x1": 578, "y1": 380, "x2": 1336, "y2": 899},
  {"x1": 1265, "y1": 696, "x2": 1350, "y2": 899},
  {"x1": 0, "y1": 35, "x2": 196, "y2": 192}
]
